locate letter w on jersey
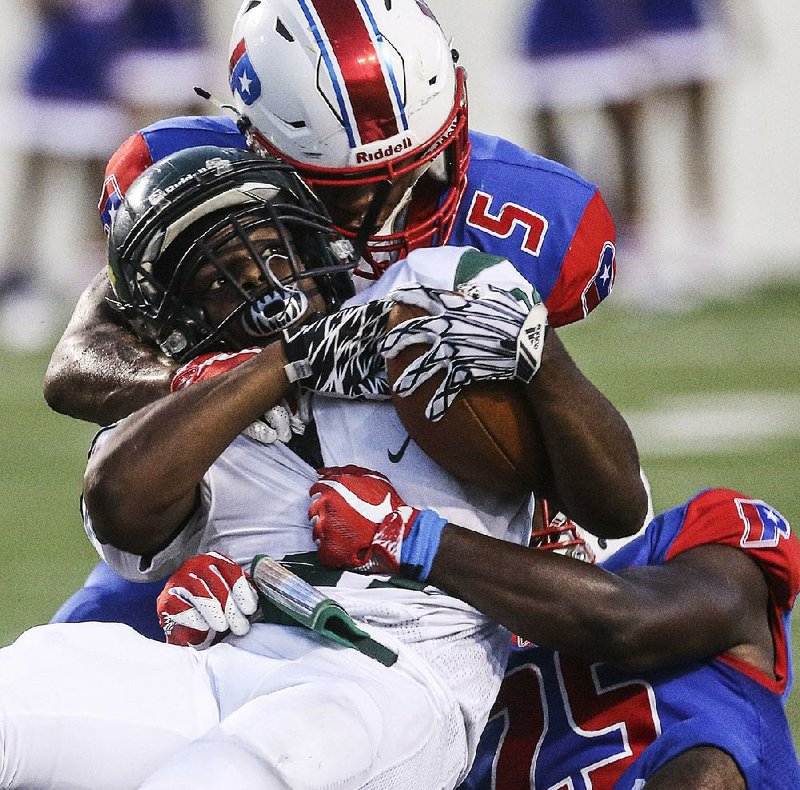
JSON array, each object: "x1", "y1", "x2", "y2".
[{"x1": 735, "y1": 499, "x2": 791, "y2": 548}]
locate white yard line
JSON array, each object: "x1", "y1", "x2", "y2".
[{"x1": 624, "y1": 392, "x2": 800, "y2": 455}]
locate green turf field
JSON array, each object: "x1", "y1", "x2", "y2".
[{"x1": 1, "y1": 280, "x2": 799, "y2": 746}]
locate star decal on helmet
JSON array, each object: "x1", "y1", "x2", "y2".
[{"x1": 229, "y1": 39, "x2": 262, "y2": 105}]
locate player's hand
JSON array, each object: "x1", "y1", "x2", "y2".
[
  {"x1": 171, "y1": 348, "x2": 309, "y2": 443},
  {"x1": 282, "y1": 301, "x2": 392, "y2": 400},
  {"x1": 157, "y1": 552, "x2": 259, "y2": 649},
  {"x1": 309, "y1": 465, "x2": 418, "y2": 573},
  {"x1": 309, "y1": 466, "x2": 446, "y2": 580},
  {"x1": 241, "y1": 390, "x2": 312, "y2": 445},
  {"x1": 380, "y1": 284, "x2": 548, "y2": 421},
  {"x1": 170, "y1": 347, "x2": 264, "y2": 391}
]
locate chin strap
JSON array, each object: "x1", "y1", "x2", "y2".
[{"x1": 194, "y1": 86, "x2": 248, "y2": 126}]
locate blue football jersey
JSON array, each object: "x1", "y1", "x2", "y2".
[
  {"x1": 449, "y1": 131, "x2": 616, "y2": 326},
  {"x1": 460, "y1": 489, "x2": 800, "y2": 789},
  {"x1": 99, "y1": 116, "x2": 617, "y2": 325}
]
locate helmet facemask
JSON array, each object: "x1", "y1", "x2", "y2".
[
  {"x1": 166, "y1": 210, "x2": 303, "y2": 353},
  {"x1": 108, "y1": 147, "x2": 356, "y2": 362},
  {"x1": 530, "y1": 501, "x2": 596, "y2": 564}
]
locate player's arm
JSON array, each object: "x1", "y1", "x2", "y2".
[
  {"x1": 44, "y1": 269, "x2": 176, "y2": 425},
  {"x1": 83, "y1": 341, "x2": 293, "y2": 555},
  {"x1": 382, "y1": 285, "x2": 647, "y2": 538},
  {"x1": 644, "y1": 746, "x2": 745, "y2": 790},
  {"x1": 45, "y1": 121, "x2": 196, "y2": 426},
  {"x1": 428, "y1": 527, "x2": 773, "y2": 674},
  {"x1": 312, "y1": 469, "x2": 773, "y2": 675},
  {"x1": 84, "y1": 299, "x2": 393, "y2": 556},
  {"x1": 521, "y1": 327, "x2": 646, "y2": 537}
]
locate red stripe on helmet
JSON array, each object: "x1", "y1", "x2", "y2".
[
  {"x1": 229, "y1": 38, "x2": 247, "y2": 76},
  {"x1": 312, "y1": 0, "x2": 399, "y2": 144}
]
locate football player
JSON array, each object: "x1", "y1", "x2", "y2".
[
  {"x1": 304, "y1": 467, "x2": 800, "y2": 788},
  {"x1": 0, "y1": 145, "x2": 642, "y2": 787},
  {"x1": 45, "y1": 0, "x2": 648, "y2": 639},
  {"x1": 48, "y1": 0, "x2": 623, "y2": 419}
]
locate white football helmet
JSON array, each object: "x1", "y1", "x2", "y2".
[
  {"x1": 531, "y1": 503, "x2": 597, "y2": 564},
  {"x1": 532, "y1": 470, "x2": 653, "y2": 564},
  {"x1": 228, "y1": 0, "x2": 470, "y2": 272}
]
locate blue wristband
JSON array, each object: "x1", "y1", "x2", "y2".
[{"x1": 400, "y1": 509, "x2": 448, "y2": 581}]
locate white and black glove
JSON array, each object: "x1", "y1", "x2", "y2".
[
  {"x1": 380, "y1": 283, "x2": 548, "y2": 421},
  {"x1": 282, "y1": 300, "x2": 392, "y2": 400}
]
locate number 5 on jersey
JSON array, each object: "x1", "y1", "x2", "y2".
[{"x1": 466, "y1": 191, "x2": 548, "y2": 257}]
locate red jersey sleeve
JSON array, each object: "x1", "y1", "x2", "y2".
[
  {"x1": 97, "y1": 132, "x2": 154, "y2": 232},
  {"x1": 666, "y1": 488, "x2": 800, "y2": 610},
  {"x1": 543, "y1": 189, "x2": 616, "y2": 327},
  {"x1": 666, "y1": 487, "x2": 800, "y2": 692}
]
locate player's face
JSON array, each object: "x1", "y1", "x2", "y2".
[
  {"x1": 311, "y1": 165, "x2": 425, "y2": 236},
  {"x1": 187, "y1": 222, "x2": 325, "y2": 347}
]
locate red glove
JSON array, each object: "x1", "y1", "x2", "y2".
[
  {"x1": 170, "y1": 348, "x2": 263, "y2": 392},
  {"x1": 157, "y1": 552, "x2": 259, "y2": 649},
  {"x1": 309, "y1": 465, "x2": 421, "y2": 574},
  {"x1": 171, "y1": 347, "x2": 312, "y2": 444}
]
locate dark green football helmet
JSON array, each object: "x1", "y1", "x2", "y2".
[{"x1": 107, "y1": 145, "x2": 356, "y2": 361}]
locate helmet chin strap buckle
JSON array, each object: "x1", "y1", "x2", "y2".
[{"x1": 161, "y1": 330, "x2": 188, "y2": 358}]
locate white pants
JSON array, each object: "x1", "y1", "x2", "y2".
[{"x1": 0, "y1": 622, "x2": 468, "y2": 789}]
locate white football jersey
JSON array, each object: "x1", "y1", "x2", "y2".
[{"x1": 83, "y1": 245, "x2": 540, "y2": 758}]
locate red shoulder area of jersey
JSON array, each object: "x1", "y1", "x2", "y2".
[
  {"x1": 543, "y1": 189, "x2": 616, "y2": 326},
  {"x1": 97, "y1": 132, "x2": 154, "y2": 232},
  {"x1": 667, "y1": 487, "x2": 800, "y2": 693},
  {"x1": 667, "y1": 488, "x2": 800, "y2": 609}
]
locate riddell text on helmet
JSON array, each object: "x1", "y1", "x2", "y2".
[{"x1": 355, "y1": 137, "x2": 413, "y2": 164}]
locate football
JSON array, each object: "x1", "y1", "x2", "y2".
[{"x1": 385, "y1": 302, "x2": 540, "y2": 494}]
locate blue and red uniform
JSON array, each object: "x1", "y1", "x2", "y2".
[
  {"x1": 97, "y1": 115, "x2": 617, "y2": 326},
  {"x1": 449, "y1": 132, "x2": 616, "y2": 326},
  {"x1": 460, "y1": 489, "x2": 800, "y2": 789},
  {"x1": 62, "y1": 113, "x2": 618, "y2": 638}
]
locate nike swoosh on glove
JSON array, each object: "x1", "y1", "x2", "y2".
[
  {"x1": 309, "y1": 465, "x2": 446, "y2": 580},
  {"x1": 157, "y1": 552, "x2": 259, "y2": 649}
]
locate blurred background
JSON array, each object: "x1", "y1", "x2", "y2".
[{"x1": 0, "y1": 0, "x2": 798, "y2": 743}]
